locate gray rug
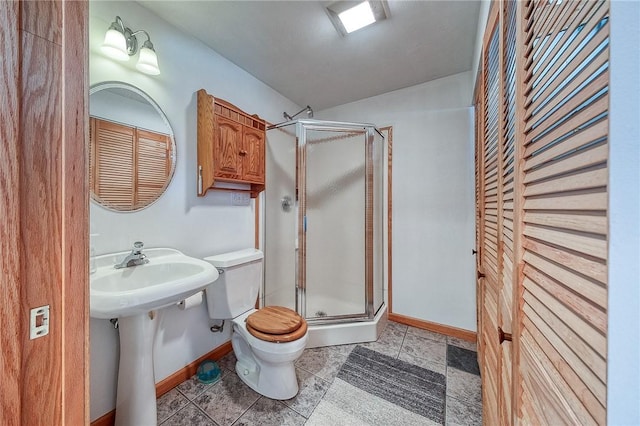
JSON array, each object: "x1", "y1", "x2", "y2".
[{"x1": 336, "y1": 345, "x2": 446, "y2": 424}]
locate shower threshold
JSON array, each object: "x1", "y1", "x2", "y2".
[{"x1": 306, "y1": 304, "x2": 387, "y2": 348}]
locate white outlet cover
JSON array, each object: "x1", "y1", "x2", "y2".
[{"x1": 30, "y1": 305, "x2": 50, "y2": 340}]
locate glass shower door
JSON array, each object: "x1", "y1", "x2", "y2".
[{"x1": 298, "y1": 123, "x2": 373, "y2": 321}]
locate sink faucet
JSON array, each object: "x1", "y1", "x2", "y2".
[{"x1": 115, "y1": 241, "x2": 149, "y2": 269}]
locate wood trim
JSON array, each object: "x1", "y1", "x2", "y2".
[
  {"x1": 255, "y1": 195, "x2": 260, "y2": 249},
  {"x1": 0, "y1": 2, "x2": 21, "y2": 422},
  {"x1": 388, "y1": 313, "x2": 476, "y2": 342},
  {"x1": 61, "y1": 1, "x2": 89, "y2": 424},
  {"x1": 91, "y1": 410, "x2": 116, "y2": 426},
  {"x1": 91, "y1": 341, "x2": 234, "y2": 426},
  {"x1": 0, "y1": 2, "x2": 88, "y2": 423},
  {"x1": 380, "y1": 126, "x2": 393, "y2": 314}
]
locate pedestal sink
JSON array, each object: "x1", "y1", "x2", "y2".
[{"x1": 90, "y1": 248, "x2": 219, "y2": 426}]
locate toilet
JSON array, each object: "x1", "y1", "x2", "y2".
[{"x1": 203, "y1": 248, "x2": 308, "y2": 400}]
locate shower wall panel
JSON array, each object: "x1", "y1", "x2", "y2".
[{"x1": 264, "y1": 128, "x2": 296, "y2": 310}]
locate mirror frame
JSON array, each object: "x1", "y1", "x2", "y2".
[{"x1": 89, "y1": 81, "x2": 177, "y2": 212}]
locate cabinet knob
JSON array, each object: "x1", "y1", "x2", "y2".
[
  {"x1": 477, "y1": 271, "x2": 486, "y2": 279},
  {"x1": 239, "y1": 150, "x2": 248, "y2": 156}
]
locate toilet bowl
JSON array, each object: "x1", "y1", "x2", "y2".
[
  {"x1": 204, "y1": 249, "x2": 308, "y2": 400},
  {"x1": 231, "y1": 308, "x2": 308, "y2": 399}
]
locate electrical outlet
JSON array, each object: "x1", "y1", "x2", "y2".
[{"x1": 231, "y1": 192, "x2": 251, "y2": 206}]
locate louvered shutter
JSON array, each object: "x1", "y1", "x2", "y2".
[
  {"x1": 479, "y1": 12, "x2": 501, "y2": 426},
  {"x1": 518, "y1": 1, "x2": 609, "y2": 424},
  {"x1": 136, "y1": 129, "x2": 170, "y2": 209},
  {"x1": 91, "y1": 118, "x2": 135, "y2": 209},
  {"x1": 498, "y1": 1, "x2": 518, "y2": 424}
]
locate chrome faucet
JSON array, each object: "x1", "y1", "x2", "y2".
[{"x1": 115, "y1": 241, "x2": 149, "y2": 269}]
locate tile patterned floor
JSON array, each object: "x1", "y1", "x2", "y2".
[{"x1": 157, "y1": 321, "x2": 482, "y2": 426}]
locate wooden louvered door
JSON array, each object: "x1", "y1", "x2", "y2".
[
  {"x1": 498, "y1": 1, "x2": 518, "y2": 424},
  {"x1": 478, "y1": 6, "x2": 501, "y2": 426},
  {"x1": 475, "y1": 0, "x2": 611, "y2": 424},
  {"x1": 517, "y1": 0, "x2": 610, "y2": 423}
]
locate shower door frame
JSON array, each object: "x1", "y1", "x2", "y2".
[{"x1": 295, "y1": 120, "x2": 383, "y2": 325}]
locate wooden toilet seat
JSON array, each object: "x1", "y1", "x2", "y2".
[{"x1": 246, "y1": 306, "x2": 307, "y2": 343}]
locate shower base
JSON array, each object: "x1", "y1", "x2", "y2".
[{"x1": 306, "y1": 304, "x2": 387, "y2": 348}]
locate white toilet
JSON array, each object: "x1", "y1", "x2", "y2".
[{"x1": 203, "y1": 248, "x2": 308, "y2": 400}]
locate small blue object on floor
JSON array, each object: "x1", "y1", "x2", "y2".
[{"x1": 196, "y1": 360, "x2": 221, "y2": 385}]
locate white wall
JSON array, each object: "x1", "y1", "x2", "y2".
[
  {"x1": 319, "y1": 72, "x2": 477, "y2": 332},
  {"x1": 469, "y1": 0, "x2": 491, "y2": 103},
  {"x1": 608, "y1": 1, "x2": 640, "y2": 423},
  {"x1": 89, "y1": 1, "x2": 300, "y2": 420}
]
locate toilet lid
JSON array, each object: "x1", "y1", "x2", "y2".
[{"x1": 246, "y1": 306, "x2": 307, "y2": 343}]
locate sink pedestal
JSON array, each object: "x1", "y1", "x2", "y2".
[{"x1": 115, "y1": 312, "x2": 160, "y2": 426}]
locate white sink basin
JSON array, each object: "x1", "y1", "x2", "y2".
[{"x1": 90, "y1": 248, "x2": 219, "y2": 319}]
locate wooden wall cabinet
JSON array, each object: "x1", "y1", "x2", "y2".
[{"x1": 197, "y1": 89, "x2": 266, "y2": 197}]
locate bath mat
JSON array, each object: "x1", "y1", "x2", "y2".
[{"x1": 336, "y1": 345, "x2": 446, "y2": 423}]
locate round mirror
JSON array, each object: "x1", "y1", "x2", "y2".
[{"x1": 89, "y1": 82, "x2": 176, "y2": 212}]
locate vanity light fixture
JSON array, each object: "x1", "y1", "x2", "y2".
[
  {"x1": 325, "y1": 1, "x2": 390, "y2": 36},
  {"x1": 101, "y1": 16, "x2": 160, "y2": 76}
]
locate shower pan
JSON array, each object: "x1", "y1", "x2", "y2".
[{"x1": 263, "y1": 119, "x2": 387, "y2": 348}]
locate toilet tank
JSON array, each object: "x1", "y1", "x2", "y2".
[{"x1": 203, "y1": 248, "x2": 263, "y2": 319}]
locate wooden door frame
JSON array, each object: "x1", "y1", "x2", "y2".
[{"x1": 0, "y1": 1, "x2": 89, "y2": 424}]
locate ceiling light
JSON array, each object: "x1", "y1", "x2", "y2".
[
  {"x1": 339, "y1": 2, "x2": 375, "y2": 33},
  {"x1": 101, "y1": 16, "x2": 161, "y2": 76},
  {"x1": 326, "y1": 1, "x2": 389, "y2": 36}
]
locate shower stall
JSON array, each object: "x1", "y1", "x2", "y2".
[{"x1": 263, "y1": 119, "x2": 387, "y2": 347}]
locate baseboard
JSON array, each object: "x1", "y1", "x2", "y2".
[
  {"x1": 91, "y1": 410, "x2": 115, "y2": 426},
  {"x1": 90, "y1": 341, "x2": 233, "y2": 426},
  {"x1": 388, "y1": 313, "x2": 476, "y2": 342}
]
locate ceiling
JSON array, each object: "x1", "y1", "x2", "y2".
[{"x1": 138, "y1": 1, "x2": 481, "y2": 111}]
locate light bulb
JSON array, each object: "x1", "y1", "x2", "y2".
[
  {"x1": 136, "y1": 42, "x2": 160, "y2": 75},
  {"x1": 101, "y1": 27, "x2": 129, "y2": 61}
]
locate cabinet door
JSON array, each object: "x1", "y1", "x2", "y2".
[
  {"x1": 242, "y1": 126, "x2": 265, "y2": 183},
  {"x1": 215, "y1": 115, "x2": 243, "y2": 179}
]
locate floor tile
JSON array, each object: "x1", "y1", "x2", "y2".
[
  {"x1": 447, "y1": 336, "x2": 477, "y2": 352},
  {"x1": 446, "y1": 395, "x2": 482, "y2": 425},
  {"x1": 406, "y1": 326, "x2": 447, "y2": 343},
  {"x1": 282, "y1": 368, "x2": 331, "y2": 418},
  {"x1": 398, "y1": 350, "x2": 446, "y2": 375},
  {"x1": 308, "y1": 377, "x2": 440, "y2": 426},
  {"x1": 194, "y1": 372, "x2": 260, "y2": 426},
  {"x1": 446, "y1": 367, "x2": 482, "y2": 408},
  {"x1": 295, "y1": 345, "x2": 352, "y2": 382},
  {"x1": 177, "y1": 369, "x2": 229, "y2": 400},
  {"x1": 160, "y1": 403, "x2": 218, "y2": 426},
  {"x1": 158, "y1": 330, "x2": 488, "y2": 426},
  {"x1": 360, "y1": 322, "x2": 406, "y2": 358},
  {"x1": 400, "y1": 332, "x2": 447, "y2": 366},
  {"x1": 232, "y1": 397, "x2": 306, "y2": 426},
  {"x1": 447, "y1": 345, "x2": 480, "y2": 376},
  {"x1": 157, "y1": 388, "x2": 190, "y2": 424},
  {"x1": 385, "y1": 321, "x2": 409, "y2": 336},
  {"x1": 217, "y1": 351, "x2": 237, "y2": 373}
]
